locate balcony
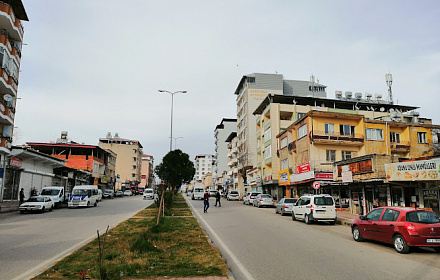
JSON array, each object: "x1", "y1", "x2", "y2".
[
  {"x1": 311, "y1": 130, "x2": 364, "y2": 146},
  {"x1": 288, "y1": 141, "x2": 296, "y2": 152},
  {"x1": 0, "y1": 100, "x2": 14, "y2": 124},
  {"x1": 0, "y1": 2, "x2": 25, "y2": 40},
  {"x1": 390, "y1": 141, "x2": 410, "y2": 153},
  {"x1": 0, "y1": 135, "x2": 12, "y2": 151},
  {"x1": 0, "y1": 68, "x2": 17, "y2": 96}
]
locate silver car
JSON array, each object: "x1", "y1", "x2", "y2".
[
  {"x1": 244, "y1": 191, "x2": 261, "y2": 205},
  {"x1": 275, "y1": 198, "x2": 298, "y2": 216},
  {"x1": 253, "y1": 194, "x2": 275, "y2": 208}
]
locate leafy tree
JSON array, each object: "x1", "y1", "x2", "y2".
[{"x1": 154, "y1": 149, "x2": 195, "y2": 192}]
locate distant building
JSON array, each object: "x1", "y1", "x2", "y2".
[
  {"x1": 140, "y1": 154, "x2": 154, "y2": 189},
  {"x1": 214, "y1": 118, "x2": 236, "y2": 188},
  {"x1": 98, "y1": 132, "x2": 143, "y2": 190},
  {"x1": 0, "y1": 0, "x2": 29, "y2": 202},
  {"x1": 194, "y1": 154, "x2": 214, "y2": 182}
]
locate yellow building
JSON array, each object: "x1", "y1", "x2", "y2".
[{"x1": 98, "y1": 133, "x2": 143, "y2": 190}]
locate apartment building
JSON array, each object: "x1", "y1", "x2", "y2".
[
  {"x1": 214, "y1": 118, "x2": 236, "y2": 188},
  {"x1": 194, "y1": 154, "x2": 214, "y2": 182},
  {"x1": 140, "y1": 154, "x2": 154, "y2": 189},
  {"x1": 273, "y1": 94, "x2": 439, "y2": 214},
  {"x1": 224, "y1": 132, "x2": 241, "y2": 195},
  {"x1": 98, "y1": 133, "x2": 143, "y2": 189},
  {"x1": 0, "y1": 0, "x2": 28, "y2": 202},
  {"x1": 234, "y1": 73, "x2": 326, "y2": 195}
]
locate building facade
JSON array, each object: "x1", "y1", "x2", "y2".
[
  {"x1": 98, "y1": 132, "x2": 143, "y2": 190},
  {"x1": 214, "y1": 118, "x2": 236, "y2": 188},
  {"x1": 194, "y1": 154, "x2": 214, "y2": 182},
  {"x1": 140, "y1": 154, "x2": 154, "y2": 189},
  {"x1": 0, "y1": 0, "x2": 28, "y2": 202}
]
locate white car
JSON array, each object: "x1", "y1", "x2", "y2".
[
  {"x1": 292, "y1": 194, "x2": 337, "y2": 225},
  {"x1": 124, "y1": 189, "x2": 133, "y2": 196},
  {"x1": 143, "y1": 188, "x2": 155, "y2": 199},
  {"x1": 244, "y1": 191, "x2": 261, "y2": 205},
  {"x1": 227, "y1": 191, "x2": 239, "y2": 201},
  {"x1": 19, "y1": 196, "x2": 54, "y2": 213}
]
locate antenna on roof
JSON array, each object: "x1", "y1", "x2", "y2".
[{"x1": 385, "y1": 73, "x2": 393, "y2": 104}]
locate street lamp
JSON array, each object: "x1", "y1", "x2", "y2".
[
  {"x1": 169, "y1": 136, "x2": 183, "y2": 150},
  {"x1": 158, "y1": 90, "x2": 187, "y2": 151}
]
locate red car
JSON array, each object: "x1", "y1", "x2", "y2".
[{"x1": 351, "y1": 207, "x2": 440, "y2": 254}]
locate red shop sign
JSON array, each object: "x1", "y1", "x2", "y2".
[
  {"x1": 296, "y1": 162, "x2": 311, "y2": 174},
  {"x1": 10, "y1": 157, "x2": 22, "y2": 167}
]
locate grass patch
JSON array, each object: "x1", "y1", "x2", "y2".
[{"x1": 32, "y1": 193, "x2": 227, "y2": 280}]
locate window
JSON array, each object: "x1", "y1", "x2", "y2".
[
  {"x1": 366, "y1": 128, "x2": 383, "y2": 141},
  {"x1": 366, "y1": 208, "x2": 383, "y2": 221},
  {"x1": 280, "y1": 137, "x2": 288, "y2": 149},
  {"x1": 297, "y1": 113, "x2": 305, "y2": 119},
  {"x1": 132, "y1": 149, "x2": 137, "y2": 154},
  {"x1": 325, "y1": 123, "x2": 334, "y2": 135},
  {"x1": 417, "y1": 132, "x2": 427, "y2": 144},
  {"x1": 132, "y1": 165, "x2": 136, "y2": 170},
  {"x1": 264, "y1": 127, "x2": 271, "y2": 141},
  {"x1": 281, "y1": 159, "x2": 288, "y2": 170},
  {"x1": 247, "y1": 77, "x2": 255, "y2": 83},
  {"x1": 264, "y1": 145, "x2": 271, "y2": 159},
  {"x1": 297, "y1": 124, "x2": 307, "y2": 139},
  {"x1": 390, "y1": 132, "x2": 400, "y2": 143},
  {"x1": 133, "y1": 157, "x2": 136, "y2": 162},
  {"x1": 382, "y1": 209, "x2": 400, "y2": 221},
  {"x1": 131, "y1": 173, "x2": 136, "y2": 178},
  {"x1": 340, "y1": 124, "x2": 355, "y2": 136},
  {"x1": 342, "y1": 151, "x2": 356, "y2": 160},
  {"x1": 326, "y1": 150, "x2": 336, "y2": 162}
]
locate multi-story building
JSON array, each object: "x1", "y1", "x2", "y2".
[
  {"x1": 272, "y1": 94, "x2": 439, "y2": 214},
  {"x1": 0, "y1": 0, "x2": 28, "y2": 202},
  {"x1": 224, "y1": 132, "x2": 240, "y2": 194},
  {"x1": 98, "y1": 132, "x2": 143, "y2": 189},
  {"x1": 214, "y1": 118, "x2": 236, "y2": 189},
  {"x1": 194, "y1": 154, "x2": 214, "y2": 182},
  {"x1": 234, "y1": 73, "x2": 326, "y2": 195},
  {"x1": 140, "y1": 154, "x2": 154, "y2": 189}
]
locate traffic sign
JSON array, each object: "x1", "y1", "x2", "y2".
[{"x1": 312, "y1": 181, "x2": 320, "y2": 190}]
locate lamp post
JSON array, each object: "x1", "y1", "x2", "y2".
[
  {"x1": 158, "y1": 90, "x2": 187, "y2": 151},
  {"x1": 169, "y1": 136, "x2": 183, "y2": 150},
  {"x1": 385, "y1": 73, "x2": 393, "y2": 104}
]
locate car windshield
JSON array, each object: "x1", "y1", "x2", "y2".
[
  {"x1": 406, "y1": 211, "x2": 440, "y2": 224},
  {"x1": 146, "y1": 190, "x2": 153, "y2": 193},
  {"x1": 261, "y1": 194, "x2": 271, "y2": 198},
  {"x1": 27, "y1": 197, "x2": 44, "y2": 202},
  {"x1": 72, "y1": 189, "x2": 90, "y2": 196},
  {"x1": 314, "y1": 196, "x2": 334, "y2": 206},
  {"x1": 285, "y1": 198, "x2": 297, "y2": 203},
  {"x1": 251, "y1": 193, "x2": 260, "y2": 196},
  {"x1": 195, "y1": 189, "x2": 204, "y2": 192},
  {"x1": 104, "y1": 190, "x2": 112, "y2": 194},
  {"x1": 230, "y1": 191, "x2": 238, "y2": 194},
  {"x1": 41, "y1": 189, "x2": 60, "y2": 196}
]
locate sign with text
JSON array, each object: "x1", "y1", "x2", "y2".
[
  {"x1": 10, "y1": 157, "x2": 22, "y2": 168},
  {"x1": 342, "y1": 171, "x2": 353, "y2": 183},
  {"x1": 315, "y1": 173, "x2": 333, "y2": 180},
  {"x1": 296, "y1": 162, "x2": 311, "y2": 174},
  {"x1": 385, "y1": 159, "x2": 440, "y2": 181},
  {"x1": 278, "y1": 169, "x2": 290, "y2": 186}
]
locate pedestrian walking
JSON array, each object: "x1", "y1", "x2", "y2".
[
  {"x1": 19, "y1": 188, "x2": 25, "y2": 205},
  {"x1": 215, "y1": 190, "x2": 221, "y2": 207},
  {"x1": 203, "y1": 190, "x2": 210, "y2": 213}
]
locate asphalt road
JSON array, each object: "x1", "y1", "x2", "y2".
[
  {"x1": 0, "y1": 195, "x2": 152, "y2": 280},
  {"x1": 185, "y1": 195, "x2": 440, "y2": 280}
]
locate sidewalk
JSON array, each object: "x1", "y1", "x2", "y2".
[
  {"x1": 0, "y1": 201, "x2": 19, "y2": 214},
  {"x1": 335, "y1": 209, "x2": 358, "y2": 226}
]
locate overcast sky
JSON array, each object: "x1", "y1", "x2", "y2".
[{"x1": 14, "y1": 0, "x2": 440, "y2": 164}]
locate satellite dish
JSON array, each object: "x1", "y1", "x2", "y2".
[
  {"x1": 3, "y1": 94, "x2": 13, "y2": 102},
  {"x1": 380, "y1": 107, "x2": 385, "y2": 112},
  {"x1": 389, "y1": 108, "x2": 395, "y2": 113}
]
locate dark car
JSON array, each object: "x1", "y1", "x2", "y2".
[
  {"x1": 114, "y1": 190, "x2": 124, "y2": 197},
  {"x1": 351, "y1": 207, "x2": 440, "y2": 254},
  {"x1": 102, "y1": 190, "x2": 114, "y2": 199}
]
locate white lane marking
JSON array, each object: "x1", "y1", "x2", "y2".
[{"x1": 187, "y1": 197, "x2": 256, "y2": 280}]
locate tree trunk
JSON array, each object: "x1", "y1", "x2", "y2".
[{"x1": 156, "y1": 184, "x2": 165, "y2": 225}]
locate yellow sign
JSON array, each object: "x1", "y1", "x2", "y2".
[{"x1": 278, "y1": 168, "x2": 290, "y2": 186}]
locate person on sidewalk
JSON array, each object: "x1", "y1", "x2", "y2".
[
  {"x1": 203, "y1": 190, "x2": 210, "y2": 213},
  {"x1": 214, "y1": 190, "x2": 221, "y2": 207},
  {"x1": 19, "y1": 188, "x2": 25, "y2": 205}
]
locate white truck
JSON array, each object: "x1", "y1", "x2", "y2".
[{"x1": 40, "y1": 186, "x2": 65, "y2": 208}]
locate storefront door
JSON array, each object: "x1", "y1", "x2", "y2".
[
  {"x1": 423, "y1": 189, "x2": 439, "y2": 215},
  {"x1": 391, "y1": 186, "x2": 404, "y2": 207}
]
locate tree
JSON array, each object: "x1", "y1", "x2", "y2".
[{"x1": 154, "y1": 149, "x2": 195, "y2": 193}]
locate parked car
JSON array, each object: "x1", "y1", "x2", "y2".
[
  {"x1": 253, "y1": 194, "x2": 275, "y2": 208},
  {"x1": 19, "y1": 196, "x2": 54, "y2": 213},
  {"x1": 186, "y1": 189, "x2": 192, "y2": 197},
  {"x1": 227, "y1": 191, "x2": 239, "y2": 201},
  {"x1": 97, "y1": 189, "x2": 103, "y2": 201},
  {"x1": 275, "y1": 198, "x2": 298, "y2": 215},
  {"x1": 244, "y1": 192, "x2": 261, "y2": 205},
  {"x1": 292, "y1": 194, "x2": 336, "y2": 225},
  {"x1": 209, "y1": 190, "x2": 218, "y2": 197},
  {"x1": 114, "y1": 190, "x2": 124, "y2": 197},
  {"x1": 103, "y1": 189, "x2": 114, "y2": 199},
  {"x1": 124, "y1": 189, "x2": 133, "y2": 196},
  {"x1": 192, "y1": 185, "x2": 205, "y2": 200},
  {"x1": 40, "y1": 186, "x2": 65, "y2": 208},
  {"x1": 351, "y1": 207, "x2": 440, "y2": 254},
  {"x1": 143, "y1": 188, "x2": 155, "y2": 200}
]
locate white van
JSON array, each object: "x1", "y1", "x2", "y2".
[
  {"x1": 292, "y1": 194, "x2": 336, "y2": 225},
  {"x1": 40, "y1": 186, "x2": 65, "y2": 208},
  {"x1": 68, "y1": 185, "x2": 100, "y2": 208},
  {"x1": 191, "y1": 184, "x2": 205, "y2": 200}
]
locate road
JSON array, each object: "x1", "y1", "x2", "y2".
[
  {"x1": 185, "y1": 195, "x2": 440, "y2": 280},
  {"x1": 0, "y1": 195, "x2": 152, "y2": 280}
]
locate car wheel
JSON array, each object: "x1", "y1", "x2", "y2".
[
  {"x1": 352, "y1": 226, "x2": 364, "y2": 242},
  {"x1": 291, "y1": 212, "x2": 296, "y2": 221},
  {"x1": 257, "y1": 204, "x2": 261, "y2": 208},
  {"x1": 94, "y1": 201, "x2": 98, "y2": 207},
  {"x1": 49, "y1": 206, "x2": 53, "y2": 212},
  {"x1": 281, "y1": 209, "x2": 285, "y2": 216},
  {"x1": 20, "y1": 210, "x2": 25, "y2": 214},
  {"x1": 434, "y1": 247, "x2": 440, "y2": 253},
  {"x1": 275, "y1": 208, "x2": 278, "y2": 214},
  {"x1": 394, "y1": 234, "x2": 410, "y2": 254},
  {"x1": 87, "y1": 201, "x2": 90, "y2": 207},
  {"x1": 329, "y1": 220, "x2": 336, "y2": 225},
  {"x1": 41, "y1": 206, "x2": 45, "y2": 213},
  {"x1": 304, "y1": 214, "x2": 312, "y2": 224}
]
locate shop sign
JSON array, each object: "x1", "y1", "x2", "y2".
[
  {"x1": 264, "y1": 175, "x2": 272, "y2": 182},
  {"x1": 385, "y1": 159, "x2": 440, "y2": 181},
  {"x1": 338, "y1": 159, "x2": 372, "y2": 177},
  {"x1": 291, "y1": 170, "x2": 315, "y2": 183},
  {"x1": 278, "y1": 168, "x2": 290, "y2": 186},
  {"x1": 342, "y1": 171, "x2": 353, "y2": 183},
  {"x1": 100, "y1": 176, "x2": 108, "y2": 183},
  {"x1": 10, "y1": 157, "x2": 22, "y2": 167},
  {"x1": 423, "y1": 190, "x2": 438, "y2": 200},
  {"x1": 315, "y1": 173, "x2": 333, "y2": 180},
  {"x1": 296, "y1": 162, "x2": 311, "y2": 174}
]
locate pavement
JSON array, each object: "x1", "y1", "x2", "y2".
[
  {"x1": 334, "y1": 209, "x2": 358, "y2": 226},
  {"x1": 0, "y1": 200, "x2": 19, "y2": 214}
]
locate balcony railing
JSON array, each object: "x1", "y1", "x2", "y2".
[
  {"x1": 311, "y1": 130, "x2": 364, "y2": 145},
  {"x1": 0, "y1": 136, "x2": 12, "y2": 150},
  {"x1": 390, "y1": 141, "x2": 410, "y2": 152}
]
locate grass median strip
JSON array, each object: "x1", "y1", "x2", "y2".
[{"x1": 33, "y1": 193, "x2": 228, "y2": 280}]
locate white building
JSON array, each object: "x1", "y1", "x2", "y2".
[
  {"x1": 214, "y1": 118, "x2": 237, "y2": 186},
  {"x1": 194, "y1": 154, "x2": 214, "y2": 182}
]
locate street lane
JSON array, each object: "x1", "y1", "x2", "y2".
[
  {"x1": 0, "y1": 195, "x2": 152, "y2": 280},
  {"x1": 186, "y1": 196, "x2": 440, "y2": 280}
]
